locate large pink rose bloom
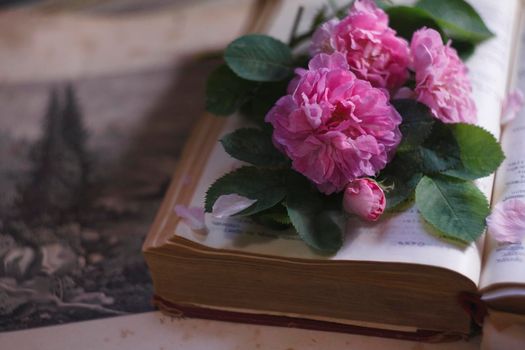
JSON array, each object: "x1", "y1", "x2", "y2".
[
  {"x1": 310, "y1": 0, "x2": 410, "y2": 91},
  {"x1": 411, "y1": 28, "x2": 477, "y2": 123},
  {"x1": 266, "y1": 53, "x2": 402, "y2": 194}
]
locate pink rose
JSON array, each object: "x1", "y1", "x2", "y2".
[
  {"x1": 309, "y1": 18, "x2": 340, "y2": 56},
  {"x1": 343, "y1": 178, "x2": 385, "y2": 221},
  {"x1": 265, "y1": 52, "x2": 402, "y2": 194},
  {"x1": 411, "y1": 28, "x2": 477, "y2": 124},
  {"x1": 486, "y1": 199, "x2": 525, "y2": 243},
  {"x1": 310, "y1": 0, "x2": 410, "y2": 91}
]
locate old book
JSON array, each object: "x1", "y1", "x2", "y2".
[{"x1": 143, "y1": 0, "x2": 525, "y2": 342}]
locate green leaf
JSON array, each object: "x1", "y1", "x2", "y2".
[
  {"x1": 205, "y1": 64, "x2": 257, "y2": 116},
  {"x1": 386, "y1": 6, "x2": 445, "y2": 41},
  {"x1": 399, "y1": 121, "x2": 461, "y2": 174},
  {"x1": 452, "y1": 39, "x2": 476, "y2": 60},
  {"x1": 443, "y1": 123, "x2": 504, "y2": 180},
  {"x1": 205, "y1": 166, "x2": 286, "y2": 216},
  {"x1": 251, "y1": 203, "x2": 291, "y2": 230},
  {"x1": 415, "y1": 0, "x2": 494, "y2": 44},
  {"x1": 392, "y1": 99, "x2": 435, "y2": 152},
  {"x1": 415, "y1": 175, "x2": 489, "y2": 243},
  {"x1": 220, "y1": 128, "x2": 289, "y2": 167},
  {"x1": 285, "y1": 172, "x2": 344, "y2": 253},
  {"x1": 377, "y1": 156, "x2": 423, "y2": 210},
  {"x1": 224, "y1": 34, "x2": 293, "y2": 82},
  {"x1": 239, "y1": 80, "x2": 288, "y2": 123},
  {"x1": 287, "y1": 207, "x2": 345, "y2": 254}
]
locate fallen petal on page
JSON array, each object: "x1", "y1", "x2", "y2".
[
  {"x1": 212, "y1": 194, "x2": 257, "y2": 218},
  {"x1": 486, "y1": 199, "x2": 525, "y2": 243},
  {"x1": 174, "y1": 205, "x2": 206, "y2": 232},
  {"x1": 501, "y1": 89, "x2": 524, "y2": 125}
]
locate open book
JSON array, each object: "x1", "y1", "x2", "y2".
[{"x1": 143, "y1": 0, "x2": 525, "y2": 342}]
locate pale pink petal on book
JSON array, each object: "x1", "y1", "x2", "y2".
[
  {"x1": 211, "y1": 194, "x2": 257, "y2": 218},
  {"x1": 486, "y1": 199, "x2": 525, "y2": 243},
  {"x1": 501, "y1": 89, "x2": 524, "y2": 125},
  {"x1": 174, "y1": 205, "x2": 206, "y2": 232}
]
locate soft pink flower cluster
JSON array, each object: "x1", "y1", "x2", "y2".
[
  {"x1": 311, "y1": 0, "x2": 410, "y2": 91},
  {"x1": 311, "y1": 0, "x2": 477, "y2": 124},
  {"x1": 266, "y1": 0, "x2": 478, "y2": 221}
]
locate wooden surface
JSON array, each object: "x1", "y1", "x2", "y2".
[{"x1": 0, "y1": 311, "x2": 482, "y2": 350}]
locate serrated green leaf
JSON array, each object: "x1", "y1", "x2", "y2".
[
  {"x1": 399, "y1": 121, "x2": 461, "y2": 174},
  {"x1": 251, "y1": 203, "x2": 291, "y2": 230},
  {"x1": 377, "y1": 156, "x2": 423, "y2": 210},
  {"x1": 285, "y1": 172, "x2": 344, "y2": 253},
  {"x1": 224, "y1": 34, "x2": 293, "y2": 82},
  {"x1": 287, "y1": 207, "x2": 344, "y2": 254},
  {"x1": 415, "y1": 175, "x2": 489, "y2": 243},
  {"x1": 386, "y1": 6, "x2": 445, "y2": 41},
  {"x1": 205, "y1": 167, "x2": 286, "y2": 216},
  {"x1": 220, "y1": 128, "x2": 289, "y2": 167},
  {"x1": 415, "y1": 0, "x2": 493, "y2": 44},
  {"x1": 205, "y1": 64, "x2": 258, "y2": 116},
  {"x1": 239, "y1": 80, "x2": 288, "y2": 124},
  {"x1": 392, "y1": 99, "x2": 435, "y2": 152},
  {"x1": 443, "y1": 123, "x2": 504, "y2": 180}
]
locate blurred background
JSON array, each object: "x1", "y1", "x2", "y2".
[{"x1": 0, "y1": 0, "x2": 265, "y2": 331}]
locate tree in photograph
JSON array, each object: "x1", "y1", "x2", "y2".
[{"x1": 17, "y1": 85, "x2": 90, "y2": 223}]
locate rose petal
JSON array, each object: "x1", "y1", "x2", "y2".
[
  {"x1": 393, "y1": 87, "x2": 415, "y2": 100},
  {"x1": 501, "y1": 89, "x2": 524, "y2": 125},
  {"x1": 211, "y1": 194, "x2": 257, "y2": 218},
  {"x1": 486, "y1": 199, "x2": 525, "y2": 243},
  {"x1": 174, "y1": 205, "x2": 206, "y2": 231}
]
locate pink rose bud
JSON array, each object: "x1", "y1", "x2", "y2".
[{"x1": 343, "y1": 178, "x2": 385, "y2": 221}]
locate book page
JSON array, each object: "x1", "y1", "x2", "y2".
[
  {"x1": 177, "y1": 0, "x2": 520, "y2": 285},
  {"x1": 480, "y1": 8, "x2": 525, "y2": 290}
]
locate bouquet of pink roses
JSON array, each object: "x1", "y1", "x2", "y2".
[{"x1": 204, "y1": 0, "x2": 504, "y2": 253}]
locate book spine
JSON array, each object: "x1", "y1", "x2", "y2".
[
  {"x1": 152, "y1": 295, "x2": 466, "y2": 343},
  {"x1": 458, "y1": 292, "x2": 488, "y2": 326}
]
